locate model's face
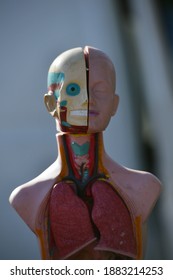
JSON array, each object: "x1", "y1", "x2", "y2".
[
  {"x1": 88, "y1": 56, "x2": 117, "y2": 133},
  {"x1": 46, "y1": 48, "x2": 88, "y2": 133},
  {"x1": 44, "y1": 47, "x2": 118, "y2": 133}
]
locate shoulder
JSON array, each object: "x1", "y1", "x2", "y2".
[
  {"x1": 106, "y1": 159, "x2": 162, "y2": 222},
  {"x1": 9, "y1": 160, "x2": 60, "y2": 231},
  {"x1": 127, "y1": 167, "x2": 162, "y2": 198},
  {"x1": 124, "y1": 166, "x2": 162, "y2": 195},
  {"x1": 127, "y1": 168, "x2": 162, "y2": 222}
]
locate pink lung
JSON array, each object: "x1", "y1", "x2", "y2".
[
  {"x1": 49, "y1": 182, "x2": 95, "y2": 259},
  {"x1": 49, "y1": 180, "x2": 137, "y2": 259},
  {"x1": 91, "y1": 180, "x2": 137, "y2": 258}
]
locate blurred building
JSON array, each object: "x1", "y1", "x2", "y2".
[{"x1": 0, "y1": 0, "x2": 172, "y2": 259}]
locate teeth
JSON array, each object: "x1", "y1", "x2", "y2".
[{"x1": 70, "y1": 110, "x2": 87, "y2": 116}]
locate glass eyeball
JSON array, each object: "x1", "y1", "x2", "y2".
[{"x1": 66, "y1": 83, "x2": 80, "y2": 96}]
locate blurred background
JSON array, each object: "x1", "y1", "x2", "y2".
[{"x1": 0, "y1": 0, "x2": 173, "y2": 259}]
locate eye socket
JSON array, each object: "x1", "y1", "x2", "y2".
[{"x1": 66, "y1": 83, "x2": 80, "y2": 96}]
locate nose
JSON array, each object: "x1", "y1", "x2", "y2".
[
  {"x1": 88, "y1": 90, "x2": 96, "y2": 106},
  {"x1": 81, "y1": 90, "x2": 89, "y2": 105},
  {"x1": 82, "y1": 98, "x2": 88, "y2": 105}
]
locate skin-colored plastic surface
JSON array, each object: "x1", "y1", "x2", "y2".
[{"x1": 9, "y1": 46, "x2": 161, "y2": 259}]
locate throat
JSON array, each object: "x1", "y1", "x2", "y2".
[
  {"x1": 65, "y1": 134, "x2": 96, "y2": 183},
  {"x1": 56, "y1": 132, "x2": 109, "y2": 197}
]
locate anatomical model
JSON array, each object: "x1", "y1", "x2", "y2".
[{"x1": 9, "y1": 46, "x2": 161, "y2": 259}]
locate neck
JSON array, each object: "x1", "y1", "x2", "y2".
[{"x1": 56, "y1": 132, "x2": 109, "y2": 189}]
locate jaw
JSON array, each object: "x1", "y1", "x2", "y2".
[
  {"x1": 67, "y1": 109, "x2": 88, "y2": 126},
  {"x1": 70, "y1": 109, "x2": 88, "y2": 117}
]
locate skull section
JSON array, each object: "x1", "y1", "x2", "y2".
[{"x1": 48, "y1": 48, "x2": 88, "y2": 133}]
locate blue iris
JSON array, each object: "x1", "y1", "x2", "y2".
[{"x1": 66, "y1": 83, "x2": 80, "y2": 96}]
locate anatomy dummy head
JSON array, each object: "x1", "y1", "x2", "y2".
[{"x1": 44, "y1": 46, "x2": 119, "y2": 133}]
